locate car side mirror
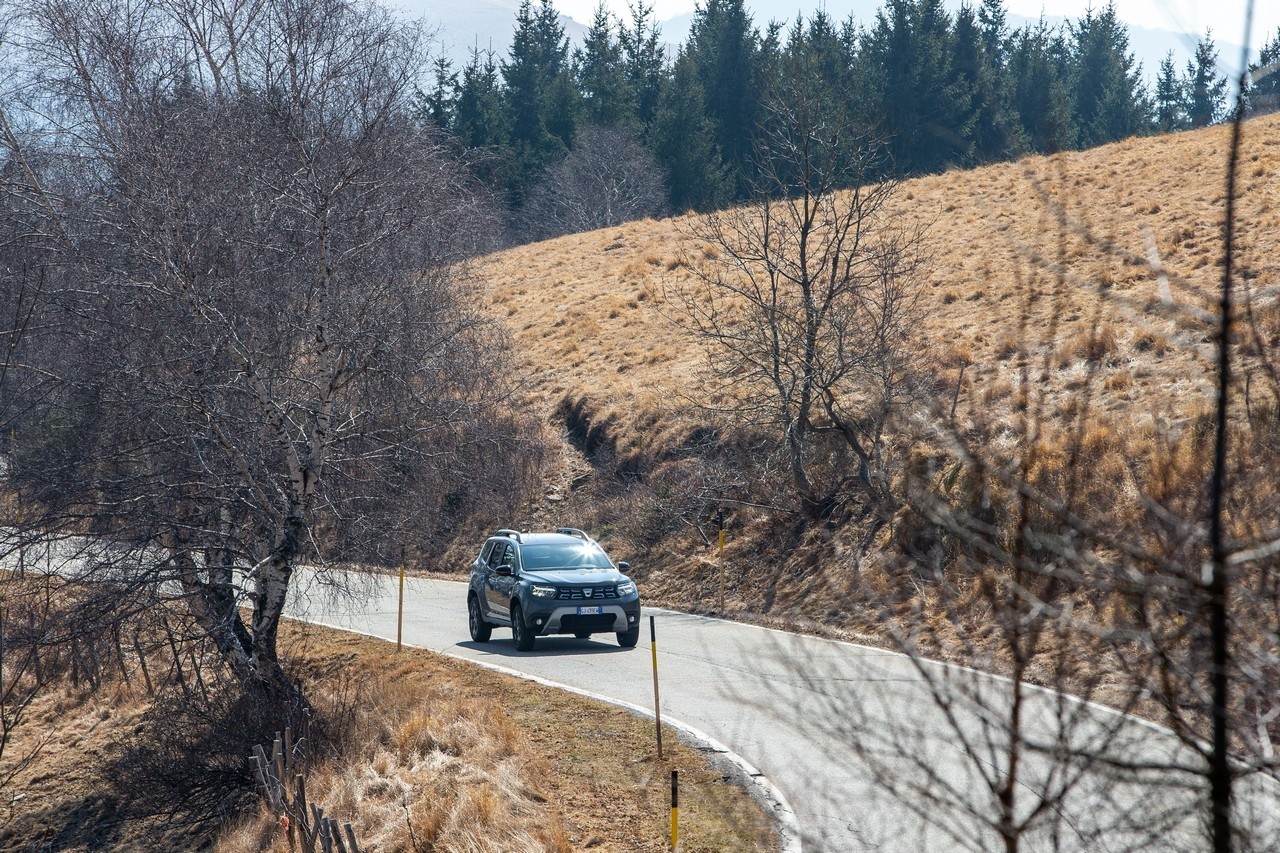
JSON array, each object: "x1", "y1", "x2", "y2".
[
  {"x1": 494, "y1": 564, "x2": 513, "y2": 577},
  {"x1": 618, "y1": 561, "x2": 630, "y2": 571}
]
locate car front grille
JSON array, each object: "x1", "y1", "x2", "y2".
[{"x1": 554, "y1": 585, "x2": 620, "y2": 600}]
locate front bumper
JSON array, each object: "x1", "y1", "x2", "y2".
[{"x1": 525, "y1": 601, "x2": 642, "y2": 635}]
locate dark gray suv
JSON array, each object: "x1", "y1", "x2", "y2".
[{"x1": 466, "y1": 528, "x2": 642, "y2": 651}]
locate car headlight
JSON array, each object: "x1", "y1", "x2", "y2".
[
  {"x1": 616, "y1": 581, "x2": 635, "y2": 596},
  {"x1": 531, "y1": 585, "x2": 556, "y2": 598}
]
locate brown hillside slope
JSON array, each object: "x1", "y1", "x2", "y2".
[
  {"x1": 479, "y1": 113, "x2": 1279, "y2": 455},
  {"x1": 470, "y1": 113, "x2": 1280, "y2": 654}
]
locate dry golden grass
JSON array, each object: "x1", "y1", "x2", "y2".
[
  {"x1": 475, "y1": 113, "x2": 1280, "y2": 461},
  {"x1": 218, "y1": 623, "x2": 774, "y2": 853},
  {"x1": 465, "y1": 114, "x2": 1280, "y2": 712},
  {"x1": 0, "y1": 614, "x2": 775, "y2": 852}
]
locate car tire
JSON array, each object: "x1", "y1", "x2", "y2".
[
  {"x1": 574, "y1": 630, "x2": 592, "y2": 640},
  {"x1": 616, "y1": 625, "x2": 640, "y2": 648},
  {"x1": 468, "y1": 594, "x2": 492, "y2": 643},
  {"x1": 511, "y1": 603, "x2": 535, "y2": 651}
]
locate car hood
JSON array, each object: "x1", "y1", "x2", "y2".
[{"x1": 522, "y1": 567, "x2": 628, "y2": 585}]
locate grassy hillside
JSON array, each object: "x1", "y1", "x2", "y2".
[
  {"x1": 481, "y1": 112, "x2": 1278, "y2": 439},
  {"x1": 471, "y1": 112, "x2": 1280, "y2": 648}
]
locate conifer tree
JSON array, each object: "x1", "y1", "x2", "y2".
[
  {"x1": 454, "y1": 45, "x2": 515, "y2": 191},
  {"x1": 1069, "y1": 4, "x2": 1149, "y2": 148},
  {"x1": 648, "y1": 50, "x2": 729, "y2": 212},
  {"x1": 503, "y1": 0, "x2": 578, "y2": 201},
  {"x1": 1009, "y1": 20, "x2": 1074, "y2": 152},
  {"x1": 782, "y1": 10, "x2": 853, "y2": 112},
  {"x1": 775, "y1": 13, "x2": 861, "y2": 182},
  {"x1": 455, "y1": 46, "x2": 506, "y2": 151},
  {"x1": 1154, "y1": 51, "x2": 1188, "y2": 133},
  {"x1": 1186, "y1": 32, "x2": 1228, "y2": 128},
  {"x1": 619, "y1": 1, "x2": 667, "y2": 125},
  {"x1": 416, "y1": 53, "x2": 458, "y2": 130},
  {"x1": 756, "y1": 19, "x2": 785, "y2": 106},
  {"x1": 863, "y1": 0, "x2": 971, "y2": 174},
  {"x1": 977, "y1": 0, "x2": 1008, "y2": 65},
  {"x1": 841, "y1": 15, "x2": 878, "y2": 130},
  {"x1": 685, "y1": 0, "x2": 762, "y2": 196},
  {"x1": 972, "y1": 0, "x2": 1024, "y2": 158},
  {"x1": 950, "y1": 3, "x2": 1016, "y2": 163},
  {"x1": 1249, "y1": 28, "x2": 1280, "y2": 114},
  {"x1": 575, "y1": 3, "x2": 631, "y2": 127}
]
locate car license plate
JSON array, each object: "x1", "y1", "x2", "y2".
[{"x1": 577, "y1": 605, "x2": 602, "y2": 615}]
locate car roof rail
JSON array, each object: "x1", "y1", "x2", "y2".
[
  {"x1": 496, "y1": 528, "x2": 522, "y2": 542},
  {"x1": 556, "y1": 527, "x2": 591, "y2": 541}
]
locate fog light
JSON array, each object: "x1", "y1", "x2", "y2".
[
  {"x1": 536, "y1": 618, "x2": 544, "y2": 626},
  {"x1": 629, "y1": 614, "x2": 637, "y2": 622}
]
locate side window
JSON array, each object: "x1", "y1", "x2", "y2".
[
  {"x1": 479, "y1": 541, "x2": 495, "y2": 565},
  {"x1": 488, "y1": 542, "x2": 511, "y2": 569}
]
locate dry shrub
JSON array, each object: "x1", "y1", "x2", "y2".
[
  {"x1": 216, "y1": 653, "x2": 566, "y2": 853},
  {"x1": 994, "y1": 337, "x2": 1021, "y2": 360},
  {"x1": 621, "y1": 259, "x2": 649, "y2": 280},
  {"x1": 981, "y1": 377, "x2": 1013, "y2": 406},
  {"x1": 941, "y1": 342, "x2": 973, "y2": 368},
  {"x1": 1055, "y1": 324, "x2": 1119, "y2": 367},
  {"x1": 1105, "y1": 370, "x2": 1134, "y2": 391},
  {"x1": 212, "y1": 805, "x2": 280, "y2": 853},
  {"x1": 570, "y1": 312, "x2": 601, "y2": 338},
  {"x1": 1131, "y1": 327, "x2": 1170, "y2": 355}
]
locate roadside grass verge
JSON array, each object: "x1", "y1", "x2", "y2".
[
  {"x1": 0, "y1": 598, "x2": 776, "y2": 853},
  {"x1": 219, "y1": 621, "x2": 777, "y2": 853}
]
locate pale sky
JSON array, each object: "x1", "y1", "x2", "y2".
[{"x1": 551, "y1": 0, "x2": 1278, "y2": 56}]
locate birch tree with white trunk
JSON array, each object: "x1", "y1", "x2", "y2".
[{"x1": 0, "y1": 0, "x2": 515, "y2": 698}]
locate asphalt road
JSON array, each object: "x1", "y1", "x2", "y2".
[
  {"x1": 12, "y1": 534, "x2": 1276, "y2": 849},
  {"x1": 289, "y1": 570, "x2": 1280, "y2": 851}
]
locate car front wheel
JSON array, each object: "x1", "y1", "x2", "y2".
[
  {"x1": 616, "y1": 625, "x2": 640, "y2": 648},
  {"x1": 511, "y1": 603, "x2": 535, "y2": 651},
  {"x1": 468, "y1": 595, "x2": 492, "y2": 643}
]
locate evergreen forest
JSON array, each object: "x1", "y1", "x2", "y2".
[{"x1": 418, "y1": 0, "x2": 1280, "y2": 241}]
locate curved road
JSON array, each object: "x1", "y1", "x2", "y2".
[{"x1": 289, "y1": 570, "x2": 1278, "y2": 852}]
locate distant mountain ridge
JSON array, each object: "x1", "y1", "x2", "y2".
[{"x1": 402, "y1": 0, "x2": 587, "y2": 64}]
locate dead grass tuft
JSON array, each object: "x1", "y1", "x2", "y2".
[
  {"x1": 1131, "y1": 327, "x2": 1171, "y2": 355},
  {"x1": 1056, "y1": 324, "x2": 1120, "y2": 367}
]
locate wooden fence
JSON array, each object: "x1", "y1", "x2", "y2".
[{"x1": 251, "y1": 727, "x2": 362, "y2": 853}]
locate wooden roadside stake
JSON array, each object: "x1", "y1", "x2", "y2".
[
  {"x1": 670, "y1": 769, "x2": 679, "y2": 850},
  {"x1": 650, "y1": 614, "x2": 663, "y2": 759},
  {"x1": 717, "y1": 507, "x2": 726, "y2": 615},
  {"x1": 396, "y1": 548, "x2": 405, "y2": 652}
]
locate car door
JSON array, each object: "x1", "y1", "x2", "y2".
[{"x1": 484, "y1": 541, "x2": 514, "y2": 620}]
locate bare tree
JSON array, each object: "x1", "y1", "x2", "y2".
[
  {"x1": 769, "y1": 13, "x2": 1280, "y2": 850},
  {"x1": 520, "y1": 123, "x2": 668, "y2": 241},
  {"x1": 0, "y1": 0, "x2": 533, "y2": 703},
  {"x1": 670, "y1": 84, "x2": 929, "y2": 525}
]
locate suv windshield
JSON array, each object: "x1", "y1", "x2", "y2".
[{"x1": 520, "y1": 543, "x2": 612, "y2": 570}]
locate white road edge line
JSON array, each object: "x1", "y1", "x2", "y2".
[{"x1": 300, "y1": 617, "x2": 803, "y2": 853}]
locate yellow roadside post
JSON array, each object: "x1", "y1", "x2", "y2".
[{"x1": 670, "y1": 769, "x2": 679, "y2": 850}]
